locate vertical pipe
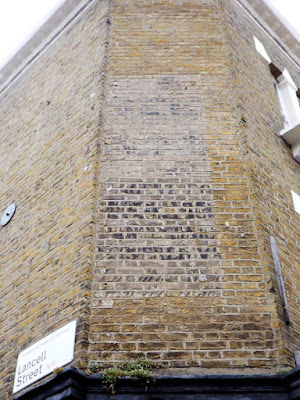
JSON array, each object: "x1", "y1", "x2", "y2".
[{"x1": 270, "y1": 236, "x2": 291, "y2": 324}]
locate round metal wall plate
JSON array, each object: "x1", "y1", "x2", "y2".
[{"x1": 1, "y1": 204, "x2": 16, "y2": 226}]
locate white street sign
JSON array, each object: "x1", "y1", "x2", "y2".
[{"x1": 13, "y1": 320, "x2": 77, "y2": 393}]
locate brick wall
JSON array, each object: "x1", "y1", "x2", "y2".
[
  {"x1": 90, "y1": 0, "x2": 277, "y2": 372},
  {"x1": 0, "y1": 2, "x2": 109, "y2": 398},
  {"x1": 220, "y1": 0, "x2": 300, "y2": 367},
  {"x1": 1, "y1": 0, "x2": 300, "y2": 398}
]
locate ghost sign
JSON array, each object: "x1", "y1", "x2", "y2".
[{"x1": 13, "y1": 320, "x2": 77, "y2": 393}]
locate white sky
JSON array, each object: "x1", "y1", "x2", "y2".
[
  {"x1": 268, "y1": 0, "x2": 300, "y2": 36},
  {"x1": 0, "y1": 0, "x2": 64, "y2": 68},
  {"x1": 0, "y1": 0, "x2": 299, "y2": 69}
]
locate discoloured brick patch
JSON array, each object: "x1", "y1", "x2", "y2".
[{"x1": 90, "y1": 0, "x2": 276, "y2": 371}]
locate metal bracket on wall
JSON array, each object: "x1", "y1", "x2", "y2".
[
  {"x1": 270, "y1": 236, "x2": 291, "y2": 324},
  {"x1": 0, "y1": 204, "x2": 16, "y2": 226}
]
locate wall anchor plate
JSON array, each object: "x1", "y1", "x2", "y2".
[{"x1": 1, "y1": 204, "x2": 16, "y2": 226}]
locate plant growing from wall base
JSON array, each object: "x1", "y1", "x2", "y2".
[{"x1": 90, "y1": 358, "x2": 153, "y2": 398}]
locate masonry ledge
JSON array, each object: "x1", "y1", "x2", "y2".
[{"x1": 280, "y1": 121, "x2": 300, "y2": 162}]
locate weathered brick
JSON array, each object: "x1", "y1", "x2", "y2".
[{"x1": 1, "y1": 0, "x2": 300, "y2": 398}]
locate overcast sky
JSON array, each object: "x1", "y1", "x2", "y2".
[
  {"x1": 0, "y1": 0, "x2": 64, "y2": 68},
  {"x1": 0, "y1": 0, "x2": 299, "y2": 69}
]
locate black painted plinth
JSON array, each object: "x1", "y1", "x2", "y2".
[{"x1": 14, "y1": 366, "x2": 300, "y2": 400}]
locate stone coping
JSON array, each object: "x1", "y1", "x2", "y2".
[{"x1": 1, "y1": 0, "x2": 300, "y2": 96}]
